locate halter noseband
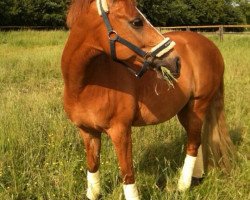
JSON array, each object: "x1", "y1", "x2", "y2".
[{"x1": 97, "y1": 0, "x2": 175, "y2": 78}]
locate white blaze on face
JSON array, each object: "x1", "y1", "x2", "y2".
[
  {"x1": 136, "y1": 8, "x2": 175, "y2": 57},
  {"x1": 136, "y1": 7, "x2": 164, "y2": 39}
]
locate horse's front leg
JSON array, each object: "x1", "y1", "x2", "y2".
[
  {"x1": 80, "y1": 128, "x2": 101, "y2": 200},
  {"x1": 108, "y1": 124, "x2": 139, "y2": 200}
]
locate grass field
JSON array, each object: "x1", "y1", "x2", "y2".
[{"x1": 0, "y1": 31, "x2": 249, "y2": 200}]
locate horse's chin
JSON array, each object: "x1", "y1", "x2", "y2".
[{"x1": 154, "y1": 68, "x2": 165, "y2": 79}]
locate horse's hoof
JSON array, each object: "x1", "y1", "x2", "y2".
[
  {"x1": 155, "y1": 176, "x2": 167, "y2": 191},
  {"x1": 191, "y1": 177, "x2": 204, "y2": 187}
]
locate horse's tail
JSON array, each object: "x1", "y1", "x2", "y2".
[{"x1": 202, "y1": 80, "x2": 235, "y2": 173}]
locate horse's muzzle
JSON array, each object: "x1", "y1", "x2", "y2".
[{"x1": 153, "y1": 56, "x2": 181, "y2": 79}]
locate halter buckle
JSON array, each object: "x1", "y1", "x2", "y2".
[
  {"x1": 143, "y1": 53, "x2": 154, "y2": 64},
  {"x1": 108, "y1": 30, "x2": 118, "y2": 41}
]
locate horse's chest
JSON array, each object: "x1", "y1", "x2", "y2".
[
  {"x1": 69, "y1": 97, "x2": 113, "y2": 131},
  {"x1": 66, "y1": 88, "x2": 136, "y2": 131}
]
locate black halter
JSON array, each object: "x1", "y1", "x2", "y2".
[{"x1": 99, "y1": 1, "x2": 172, "y2": 78}]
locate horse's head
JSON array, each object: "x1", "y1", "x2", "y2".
[{"x1": 67, "y1": 0, "x2": 180, "y2": 78}]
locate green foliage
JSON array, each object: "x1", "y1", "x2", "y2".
[
  {"x1": 0, "y1": 0, "x2": 249, "y2": 27},
  {"x1": 0, "y1": 0, "x2": 13, "y2": 25},
  {"x1": 138, "y1": 0, "x2": 248, "y2": 26},
  {"x1": 238, "y1": 0, "x2": 250, "y2": 24},
  {"x1": 0, "y1": 0, "x2": 70, "y2": 26}
]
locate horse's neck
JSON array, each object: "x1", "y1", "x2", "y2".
[{"x1": 62, "y1": 38, "x2": 101, "y2": 97}]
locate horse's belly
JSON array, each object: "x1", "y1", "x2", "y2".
[
  {"x1": 133, "y1": 82, "x2": 190, "y2": 126},
  {"x1": 133, "y1": 102, "x2": 186, "y2": 126}
]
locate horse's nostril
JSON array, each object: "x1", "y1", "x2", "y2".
[{"x1": 175, "y1": 57, "x2": 181, "y2": 75}]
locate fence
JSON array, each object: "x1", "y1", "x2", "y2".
[
  {"x1": 1, "y1": 24, "x2": 250, "y2": 41},
  {"x1": 158, "y1": 25, "x2": 250, "y2": 41}
]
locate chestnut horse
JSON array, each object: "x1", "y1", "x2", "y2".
[{"x1": 62, "y1": 0, "x2": 234, "y2": 199}]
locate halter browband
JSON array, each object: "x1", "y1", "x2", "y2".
[{"x1": 97, "y1": 0, "x2": 175, "y2": 78}]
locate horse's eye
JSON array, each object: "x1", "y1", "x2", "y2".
[{"x1": 130, "y1": 18, "x2": 143, "y2": 28}]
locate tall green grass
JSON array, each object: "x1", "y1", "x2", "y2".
[{"x1": 0, "y1": 31, "x2": 249, "y2": 199}]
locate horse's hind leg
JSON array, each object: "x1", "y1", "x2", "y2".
[
  {"x1": 79, "y1": 128, "x2": 101, "y2": 200},
  {"x1": 177, "y1": 99, "x2": 209, "y2": 191}
]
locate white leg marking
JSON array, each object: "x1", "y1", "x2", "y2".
[
  {"x1": 86, "y1": 171, "x2": 101, "y2": 200},
  {"x1": 123, "y1": 183, "x2": 140, "y2": 200},
  {"x1": 193, "y1": 146, "x2": 204, "y2": 178},
  {"x1": 178, "y1": 155, "x2": 197, "y2": 191}
]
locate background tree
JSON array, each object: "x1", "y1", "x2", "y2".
[
  {"x1": 237, "y1": 0, "x2": 250, "y2": 24},
  {"x1": 0, "y1": 0, "x2": 70, "y2": 26},
  {"x1": 0, "y1": 0, "x2": 249, "y2": 27},
  {"x1": 0, "y1": 0, "x2": 12, "y2": 26},
  {"x1": 138, "y1": 0, "x2": 247, "y2": 26}
]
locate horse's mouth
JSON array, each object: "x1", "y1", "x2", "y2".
[
  {"x1": 154, "y1": 66, "x2": 179, "y2": 84},
  {"x1": 152, "y1": 56, "x2": 181, "y2": 80}
]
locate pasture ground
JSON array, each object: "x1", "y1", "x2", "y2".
[{"x1": 0, "y1": 31, "x2": 249, "y2": 199}]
